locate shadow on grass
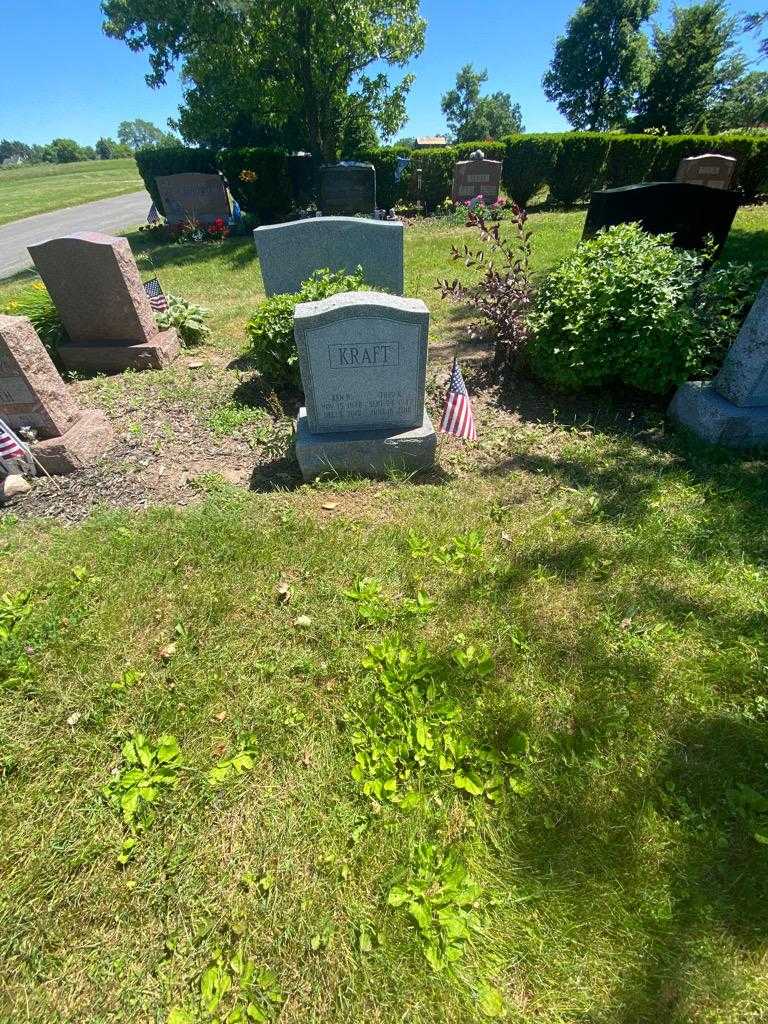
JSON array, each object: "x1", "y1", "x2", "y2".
[{"x1": 125, "y1": 232, "x2": 259, "y2": 274}]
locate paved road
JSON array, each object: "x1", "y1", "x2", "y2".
[{"x1": 0, "y1": 190, "x2": 152, "y2": 279}]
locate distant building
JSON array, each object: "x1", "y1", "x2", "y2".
[{"x1": 415, "y1": 136, "x2": 448, "y2": 149}]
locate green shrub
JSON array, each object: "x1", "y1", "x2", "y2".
[
  {"x1": 354, "y1": 146, "x2": 411, "y2": 209},
  {"x1": 1, "y1": 284, "x2": 66, "y2": 354},
  {"x1": 156, "y1": 295, "x2": 211, "y2": 347},
  {"x1": 453, "y1": 140, "x2": 506, "y2": 161},
  {"x1": 217, "y1": 148, "x2": 292, "y2": 224},
  {"x1": 245, "y1": 268, "x2": 369, "y2": 387},
  {"x1": 527, "y1": 222, "x2": 750, "y2": 394},
  {"x1": 135, "y1": 146, "x2": 219, "y2": 216},
  {"x1": 502, "y1": 134, "x2": 562, "y2": 206},
  {"x1": 548, "y1": 133, "x2": 610, "y2": 205},
  {"x1": 605, "y1": 135, "x2": 660, "y2": 188},
  {"x1": 405, "y1": 148, "x2": 457, "y2": 211}
]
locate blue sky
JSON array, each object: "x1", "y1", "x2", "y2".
[{"x1": 2, "y1": 0, "x2": 765, "y2": 145}]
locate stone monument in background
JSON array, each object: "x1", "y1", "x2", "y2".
[
  {"x1": 28, "y1": 232, "x2": 180, "y2": 373},
  {"x1": 676, "y1": 154, "x2": 737, "y2": 191},
  {"x1": 0, "y1": 314, "x2": 114, "y2": 473},
  {"x1": 293, "y1": 291, "x2": 436, "y2": 480},
  {"x1": 669, "y1": 278, "x2": 768, "y2": 447},
  {"x1": 156, "y1": 173, "x2": 231, "y2": 225},
  {"x1": 451, "y1": 151, "x2": 502, "y2": 204},
  {"x1": 254, "y1": 217, "x2": 404, "y2": 296},
  {"x1": 319, "y1": 163, "x2": 376, "y2": 216}
]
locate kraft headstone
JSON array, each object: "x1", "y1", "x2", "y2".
[
  {"x1": 668, "y1": 278, "x2": 768, "y2": 448},
  {"x1": 676, "y1": 153, "x2": 737, "y2": 191},
  {"x1": 156, "y1": 173, "x2": 230, "y2": 225},
  {"x1": 452, "y1": 157, "x2": 502, "y2": 204},
  {"x1": 0, "y1": 315, "x2": 114, "y2": 473},
  {"x1": 319, "y1": 163, "x2": 376, "y2": 216},
  {"x1": 28, "y1": 232, "x2": 180, "y2": 372},
  {"x1": 292, "y1": 291, "x2": 436, "y2": 479},
  {"x1": 254, "y1": 217, "x2": 403, "y2": 296},
  {"x1": 583, "y1": 182, "x2": 739, "y2": 256}
]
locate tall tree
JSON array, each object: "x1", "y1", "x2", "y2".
[
  {"x1": 745, "y1": 11, "x2": 768, "y2": 60},
  {"x1": 441, "y1": 65, "x2": 524, "y2": 141},
  {"x1": 635, "y1": 1, "x2": 746, "y2": 132},
  {"x1": 707, "y1": 71, "x2": 768, "y2": 131},
  {"x1": 117, "y1": 118, "x2": 176, "y2": 150},
  {"x1": 543, "y1": 0, "x2": 657, "y2": 130},
  {"x1": 101, "y1": 0, "x2": 425, "y2": 161}
]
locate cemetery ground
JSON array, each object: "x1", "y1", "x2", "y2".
[
  {"x1": 0, "y1": 158, "x2": 142, "y2": 227},
  {"x1": 1, "y1": 207, "x2": 768, "y2": 1022}
]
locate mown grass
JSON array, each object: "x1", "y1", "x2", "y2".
[
  {"x1": 1, "y1": 208, "x2": 768, "y2": 1022},
  {"x1": 0, "y1": 158, "x2": 142, "y2": 226}
]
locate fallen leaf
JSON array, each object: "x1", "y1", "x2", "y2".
[
  {"x1": 321, "y1": 502, "x2": 338, "y2": 511},
  {"x1": 213, "y1": 711, "x2": 227, "y2": 722},
  {"x1": 293, "y1": 615, "x2": 312, "y2": 629},
  {"x1": 159, "y1": 642, "x2": 177, "y2": 662},
  {"x1": 66, "y1": 711, "x2": 81, "y2": 727},
  {"x1": 187, "y1": 360, "x2": 204, "y2": 369},
  {"x1": 276, "y1": 580, "x2": 292, "y2": 605},
  {"x1": 501, "y1": 531, "x2": 513, "y2": 544},
  {"x1": 620, "y1": 618, "x2": 632, "y2": 630}
]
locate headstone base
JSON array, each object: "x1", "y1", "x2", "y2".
[
  {"x1": 56, "y1": 329, "x2": 180, "y2": 373},
  {"x1": 295, "y1": 407, "x2": 436, "y2": 481},
  {"x1": 34, "y1": 409, "x2": 115, "y2": 474},
  {"x1": 668, "y1": 381, "x2": 768, "y2": 448}
]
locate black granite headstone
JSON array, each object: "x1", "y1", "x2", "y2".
[
  {"x1": 319, "y1": 162, "x2": 376, "y2": 216},
  {"x1": 583, "y1": 181, "x2": 740, "y2": 255},
  {"x1": 287, "y1": 152, "x2": 315, "y2": 206}
]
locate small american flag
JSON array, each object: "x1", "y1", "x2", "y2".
[
  {"x1": 144, "y1": 277, "x2": 169, "y2": 313},
  {"x1": 0, "y1": 421, "x2": 26, "y2": 462},
  {"x1": 439, "y1": 358, "x2": 477, "y2": 440},
  {"x1": 147, "y1": 203, "x2": 160, "y2": 224}
]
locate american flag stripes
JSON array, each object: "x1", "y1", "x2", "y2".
[
  {"x1": 147, "y1": 203, "x2": 160, "y2": 225},
  {"x1": 0, "y1": 420, "x2": 26, "y2": 462},
  {"x1": 439, "y1": 358, "x2": 477, "y2": 440},
  {"x1": 144, "y1": 277, "x2": 169, "y2": 313}
]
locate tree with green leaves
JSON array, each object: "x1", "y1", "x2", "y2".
[
  {"x1": 441, "y1": 65, "x2": 523, "y2": 142},
  {"x1": 635, "y1": 1, "x2": 746, "y2": 132},
  {"x1": 117, "y1": 119, "x2": 176, "y2": 150},
  {"x1": 543, "y1": 0, "x2": 657, "y2": 130},
  {"x1": 745, "y1": 11, "x2": 768, "y2": 60},
  {"x1": 707, "y1": 71, "x2": 768, "y2": 131},
  {"x1": 101, "y1": 0, "x2": 425, "y2": 161}
]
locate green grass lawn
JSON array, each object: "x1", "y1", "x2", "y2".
[
  {"x1": 0, "y1": 158, "x2": 142, "y2": 226},
  {"x1": 2, "y1": 209, "x2": 768, "y2": 1023}
]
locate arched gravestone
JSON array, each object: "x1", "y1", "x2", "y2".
[
  {"x1": 669, "y1": 278, "x2": 768, "y2": 448},
  {"x1": 253, "y1": 217, "x2": 404, "y2": 297},
  {"x1": 28, "y1": 232, "x2": 180, "y2": 372},
  {"x1": 676, "y1": 154, "x2": 737, "y2": 191},
  {"x1": 583, "y1": 181, "x2": 740, "y2": 256}
]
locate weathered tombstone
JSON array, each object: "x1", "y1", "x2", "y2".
[
  {"x1": 155, "y1": 173, "x2": 230, "y2": 225},
  {"x1": 676, "y1": 153, "x2": 737, "y2": 191},
  {"x1": 28, "y1": 232, "x2": 180, "y2": 373},
  {"x1": 451, "y1": 151, "x2": 502, "y2": 204},
  {"x1": 0, "y1": 315, "x2": 114, "y2": 473},
  {"x1": 582, "y1": 182, "x2": 739, "y2": 256},
  {"x1": 254, "y1": 217, "x2": 404, "y2": 296},
  {"x1": 292, "y1": 291, "x2": 436, "y2": 480},
  {"x1": 669, "y1": 279, "x2": 768, "y2": 447},
  {"x1": 319, "y1": 163, "x2": 376, "y2": 216}
]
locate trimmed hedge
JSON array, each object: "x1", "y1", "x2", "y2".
[{"x1": 135, "y1": 133, "x2": 768, "y2": 224}]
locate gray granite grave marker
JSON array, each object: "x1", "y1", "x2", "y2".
[
  {"x1": 669, "y1": 278, "x2": 768, "y2": 447},
  {"x1": 156, "y1": 172, "x2": 230, "y2": 224},
  {"x1": 452, "y1": 155, "x2": 502, "y2": 204},
  {"x1": 254, "y1": 217, "x2": 403, "y2": 296},
  {"x1": 28, "y1": 232, "x2": 180, "y2": 372},
  {"x1": 676, "y1": 153, "x2": 737, "y2": 191},
  {"x1": 292, "y1": 291, "x2": 436, "y2": 479}
]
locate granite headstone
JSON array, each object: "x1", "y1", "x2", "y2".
[
  {"x1": 319, "y1": 163, "x2": 376, "y2": 216},
  {"x1": 451, "y1": 155, "x2": 502, "y2": 204},
  {"x1": 28, "y1": 232, "x2": 180, "y2": 372},
  {"x1": 583, "y1": 181, "x2": 740, "y2": 256},
  {"x1": 676, "y1": 153, "x2": 737, "y2": 191},
  {"x1": 254, "y1": 217, "x2": 404, "y2": 296},
  {"x1": 669, "y1": 278, "x2": 768, "y2": 447},
  {"x1": 0, "y1": 314, "x2": 114, "y2": 472},
  {"x1": 156, "y1": 173, "x2": 230, "y2": 225},
  {"x1": 292, "y1": 291, "x2": 436, "y2": 479}
]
